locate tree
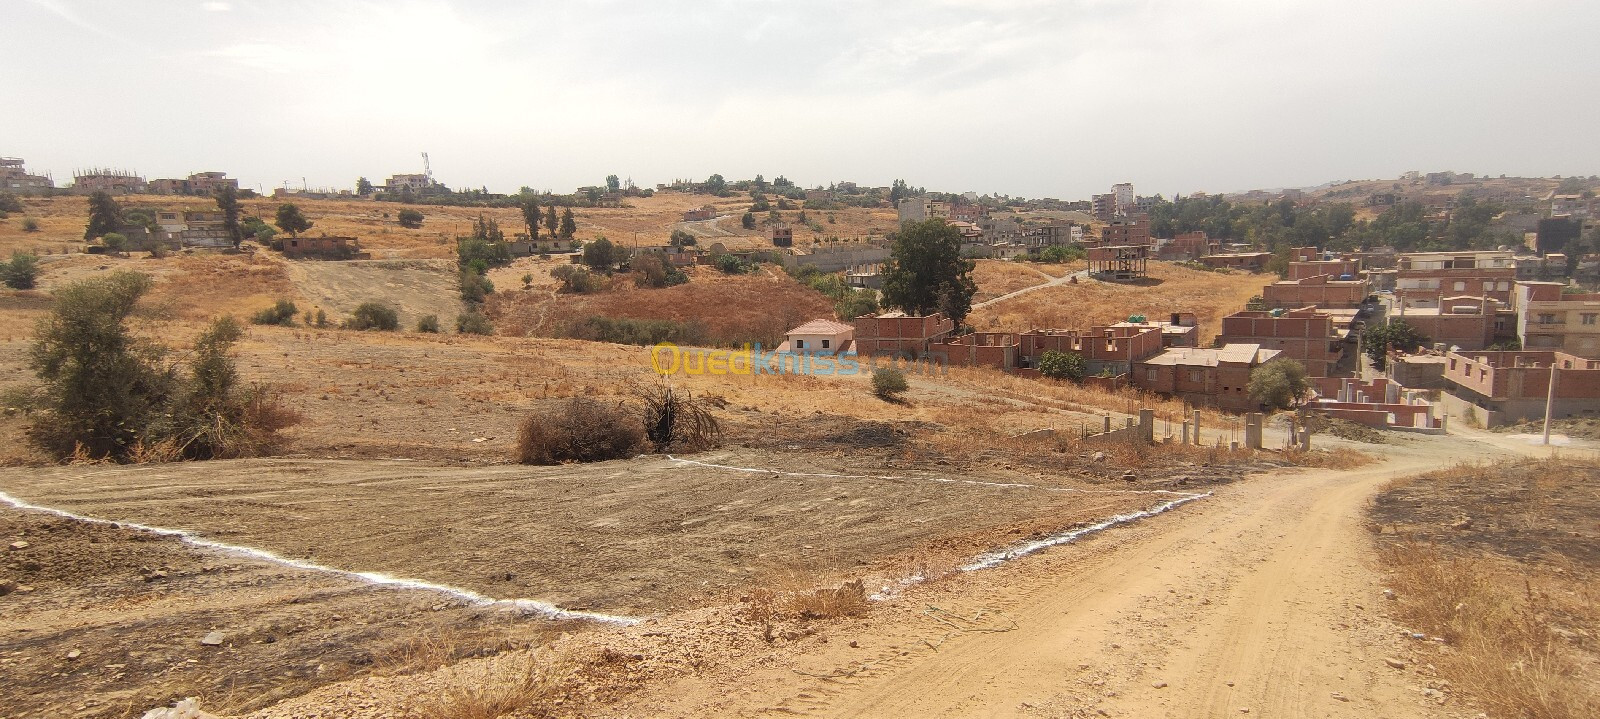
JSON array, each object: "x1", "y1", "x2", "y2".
[
  {"x1": 416, "y1": 315, "x2": 441, "y2": 333},
  {"x1": 606, "y1": 174, "x2": 621, "y2": 193},
  {"x1": 1037, "y1": 350, "x2": 1087, "y2": 381},
  {"x1": 3, "y1": 252, "x2": 40, "y2": 290},
  {"x1": 101, "y1": 232, "x2": 128, "y2": 255},
  {"x1": 632, "y1": 253, "x2": 687, "y2": 288},
  {"x1": 456, "y1": 311, "x2": 494, "y2": 335},
  {"x1": 741, "y1": 212, "x2": 756, "y2": 230},
  {"x1": 275, "y1": 204, "x2": 312, "y2": 237},
  {"x1": 880, "y1": 219, "x2": 977, "y2": 324},
  {"x1": 704, "y1": 174, "x2": 727, "y2": 196},
  {"x1": 520, "y1": 195, "x2": 541, "y2": 238},
  {"x1": 669, "y1": 229, "x2": 697, "y2": 247},
  {"x1": 545, "y1": 204, "x2": 559, "y2": 239},
  {"x1": 1247, "y1": 359, "x2": 1310, "y2": 410},
  {"x1": 0, "y1": 192, "x2": 23, "y2": 214},
  {"x1": 28, "y1": 271, "x2": 169, "y2": 459},
  {"x1": 251, "y1": 299, "x2": 298, "y2": 326},
  {"x1": 1362, "y1": 320, "x2": 1429, "y2": 371},
  {"x1": 84, "y1": 191, "x2": 121, "y2": 240},
  {"x1": 214, "y1": 185, "x2": 242, "y2": 246},
  {"x1": 397, "y1": 209, "x2": 425, "y2": 229},
  {"x1": 889, "y1": 179, "x2": 911, "y2": 205},
  {"x1": 356, "y1": 177, "x2": 374, "y2": 196},
  {"x1": 583, "y1": 237, "x2": 620, "y2": 272},
  {"x1": 834, "y1": 290, "x2": 878, "y2": 321},
  {"x1": 551, "y1": 264, "x2": 604, "y2": 293},
  {"x1": 559, "y1": 208, "x2": 576, "y2": 239},
  {"x1": 872, "y1": 367, "x2": 909, "y2": 400},
  {"x1": 346, "y1": 302, "x2": 399, "y2": 331}
]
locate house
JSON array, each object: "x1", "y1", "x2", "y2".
[
  {"x1": 1439, "y1": 350, "x2": 1600, "y2": 427},
  {"x1": 1514, "y1": 281, "x2": 1600, "y2": 358},
  {"x1": 777, "y1": 319, "x2": 855, "y2": 355},
  {"x1": 1219, "y1": 308, "x2": 1343, "y2": 377},
  {"x1": 282, "y1": 235, "x2": 369, "y2": 260},
  {"x1": 1395, "y1": 250, "x2": 1517, "y2": 304},
  {"x1": 149, "y1": 171, "x2": 238, "y2": 196},
  {"x1": 1, "y1": 157, "x2": 53, "y2": 193},
  {"x1": 1261, "y1": 274, "x2": 1368, "y2": 310},
  {"x1": 1155, "y1": 231, "x2": 1218, "y2": 261},
  {"x1": 682, "y1": 205, "x2": 717, "y2": 222},
  {"x1": 383, "y1": 173, "x2": 446, "y2": 197},
  {"x1": 1131, "y1": 344, "x2": 1284, "y2": 411},
  {"x1": 153, "y1": 210, "x2": 233, "y2": 248},
  {"x1": 1286, "y1": 258, "x2": 1361, "y2": 281},
  {"x1": 781, "y1": 242, "x2": 891, "y2": 273},
  {"x1": 1016, "y1": 324, "x2": 1166, "y2": 376},
  {"x1": 1110, "y1": 313, "x2": 1199, "y2": 348},
  {"x1": 1197, "y1": 252, "x2": 1271, "y2": 272},
  {"x1": 1387, "y1": 295, "x2": 1508, "y2": 351},
  {"x1": 897, "y1": 196, "x2": 949, "y2": 224},
  {"x1": 1087, "y1": 244, "x2": 1149, "y2": 280},
  {"x1": 72, "y1": 169, "x2": 146, "y2": 195},
  {"x1": 1098, "y1": 214, "x2": 1150, "y2": 246},
  {"x1": 852, "y1": 312, "x2": 955, "y2": 358},
  {"x1": 771, "y1": 225, "x2": 794, "y2": 247}
]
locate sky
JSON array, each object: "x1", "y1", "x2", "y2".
[{"x1": 4, "y1": 0, "x2": 1598, "y2": 200}]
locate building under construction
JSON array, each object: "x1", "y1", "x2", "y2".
[
  {"x1": 1088, "y1": 244, "x2": 1150, "y2": 281},
  {"x1": 72, "y1": 168, "x2": 147, "y2": 195},
  {"x1": 2, "y1": 157, "x2": 54, "y2": 194}
]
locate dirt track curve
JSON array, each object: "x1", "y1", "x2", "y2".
[{"x1": 617, "y1": 434, "x2": 1585, "y2": 719}]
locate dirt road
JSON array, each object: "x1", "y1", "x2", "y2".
[{"x1": 618, "y1": 434, "x2": 1551, "y2": 718}]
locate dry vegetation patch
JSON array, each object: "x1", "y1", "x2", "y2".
[{"x1": 1371, "y1": 458, "x2": 1600, "y2": 719}]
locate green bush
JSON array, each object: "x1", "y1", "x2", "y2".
[
  {"x1": 397, "y1": 209, "x2": 425, "y2": 229},
  {"x1": 1037, "y1": 350, "x2": 1087, "y2": 381},
  {"x1": 551, "y1": 264, "x2": 605, "y2": 293},
  {"x1": 346, "y1": 302, "x2": 399, "y2": 331},
  {"x1": 872, "y1": 367, "x2": 909, "y2": 399},
  {"x1": 251, "y1": 299, "x2": 298, "y2": 326},
  {"x1": 2, "y1": 252, "x2": 40, "y2": 290},
  {"x1": 0, "y1": 192, "x2": 22, "y2": 214},
  {"x1": 456, "y1": 311, "x2": 493, "y2": 335},
  {"x1": 416, "y1": 314, "x2": 440, "y2": 333},
  {"x1": 566, "y1": 316, "x2": 707, "y2": 346},
  {"x1": 460, "y1": 269, "x2": 494, "y2": 303}
]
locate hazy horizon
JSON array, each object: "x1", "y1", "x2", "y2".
[{"x1": 6, "y1": 0, "x2": 1598, "y2": 200}]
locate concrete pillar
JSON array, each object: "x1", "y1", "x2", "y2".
[
  {"x1": 1192, "y1": 410, "x2": 1202, "y2": 445},
  {"x1": 1298, "y1": 426, "x2": 1312, "y2": 451},
  {"x1": 1243, "y1": 412, "x2": 1264, "y2": 450},
  {"x1": 1181, "y1": 421, "x2": 1191, "y2": 445},
  {"x1": 1138, "y1": 409, "x2": 1155, "y2": 443},
  {"x1": 1103, "y1": 415, "x2": 1112, "y2": 434}
]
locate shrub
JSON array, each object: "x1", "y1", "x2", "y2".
[
  {"x1": 632, "y1": 381, "x2": 720, "y2": 451},
  {"x1": 22, "y1": 218, "x2": 40, "y2": 232},
  {"x1": 872, "y1": 367, "x2": 909, "y2": 399},
  {"x1": 397, "y1": 209, "x2": 425, "y2": 229},
  {"x1": 313, "y1": 309, "x2": 327, "y2": 327},
  {"x1": 346, "y1": 302, "x2": 399, "y2": 331},
  {"x1": 551, "y1": 264, "x2": 605, "y2": 293},
  {"x1": 2, "y1": 252, "x2": 39, "y2": 290},
  {"x1": 1037, "y1": 350, "x2": 1086, "y2": 381},
  {"x1": 565, "y1": 316, "x2": 707, "y2": 346},
  {"x1": 0, "y1": 192, "x2": 22, "y2": 214},
  {"x1": 251, "y1": 299, "x2": 298, "y2": 326},
  {"x1": 102, "y1": 232, "x2": 128, "y2": 254},
  {"x1": 456, "y1": 311, "x2": 493, "y2": 335},
  {"x1": 631, "y1": 253, "x2": 688, "y2": 288},
  {"x1": 714, "y1": 254, "x2": 752, "y2": 274},
  {"x1": 515, "y1": 398, "x2": 643, "y2": 464},
  {"x1": 416, "y1": 314, "x2": 440, "y2": 333},
  {"x1": 790, "y1": 579, "x2": 868, "y2": 620},
  {"x1": 460, "y1": 270, "x2": 494, "y2": 303}
]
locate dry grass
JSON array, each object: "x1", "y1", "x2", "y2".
[
  {"x1": 790, "y1": 579, "x2": 870, "y2": 620},
  {"x1": 1384, "y1": 543, "x2": 1600, "y2": 719},
  {"x1": 968, "y1": 261, "x2": 1266, "y2": 343},
  {"x1": 413, "y1": 650, "x2": 577, "y2": 719},
  {"x1": 1278, "y1": 446, "x2": 1374, "y2": 469}
]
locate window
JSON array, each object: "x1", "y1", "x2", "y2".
[
  {"x1": 1482, "y1": 281, "x2": 1494, "y2": 291},
  {"x1": 1584, "y1": 314, "x2": 1598, "y2": 326},
  {"x1": 821, "y1": 339, "x2": 830, "y2": 349},
  {"x1": 1498, "y1": 281, "x2": 1509, "y2": 291},
  {"x1": 1146, "y1": 368, "x2": 1157, "y2": 381},
  {"x1": 795, "y1": 339, "x2": 805, "y2": 349},
  {"x1": 1454, "y1": 281, "x2": 1467, "y2": 292},
  {"x1": 1540, "y1": 313, "x2": 1558, "y2": 324}
]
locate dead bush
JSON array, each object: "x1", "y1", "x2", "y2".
[
  {"x1": 414, "y1": 650, "x2": 575, "y2": 719},
  {"x1": 516, "y1": 397, "x2": 643, "y2": 464},
  {"x1": 630, "y1": 380, "x2": 720, "y2": 452},
  {"x1": 789, "y1": 579, "x2": 869, "y2": 620}
]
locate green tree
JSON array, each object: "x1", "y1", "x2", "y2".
[
  {"x1": 3, "y1": 252, "x2": 40, "y2": 290},
  {"x1": 1247, "y1": 359, "x2": 1310, "y2": 410},
  {"x1": 669, "y1": 229, "x2": 697, "y2": 247},
  {"x1": 84, "y1": 191, "x2": 121, "y2": 240},
  {"x1": 1362, "y1": 320, "x2": 1429, "y2": 371},
  {"x1": 551, "y1": 264, "x2": 604, "y2": 293},
  {"x1": 1037, "y1": 350, "x2": 1087, "y2": 381},
  {"x1": 559, "y1": 208, "x2": 577, "y2": 239},
  {"x1": 346, "y1": 302, "x2": 399, "y2": 331},
  {"x1": 28, "y1": 272, "x2": 171, "y2": 459},
  {"x1": 872, "y1": 367, "x2": 909, "y2": 400},
  {"x1": 456, "y1": 311, "x2": 494, "y2": 335},
  {"x1": 545, "y1": 204, "x2": 559, "y2": 239},
  {"x1": 741, "y1": 212, "x2": 756, "y2": 230},
  {"x1": 582, "y1": 237, "x2": 621, "y2": 272},
  {"x1": 880, "y1": 219, "x2": 977, "y2": 324},
  {"x1": 356, "y1": 177, "x2": 374, "y2": 196},
  {"x1": 251, "y1": 299, "x2": 298, "y2": 326},
  {"x1": 520, "y1": 195, "x2": 541, "y2": 238},
  {"x1": 704, "y1": 174, "x2": 727, "y2": 196},
  {"x1": 397, "y1": 209, "x2": 424, "y2": 229},
  {"x1": 213, "y1": 185, "x2": 242, "y2": 246},
  {"x1": 275, "y1": 204, "x2": 312, "y2": 237},
  {"x1": 101, "y1": 232, "x2": 128, "y2": 255},
  {"x1": 606, "y1": 174, "x2": 621, "y2": 193},
  {"x1": 834, "y1": 290, "x2": 878, "y2": 321}
]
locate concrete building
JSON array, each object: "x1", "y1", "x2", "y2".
[
  {"x1": 1087, "y1": 245, "x2": 1149, "y2": 280},
  {"x1": 1388, "y1": 294, "x2": 1509, "y2": 351},
  {"x1": 1261, "y1": 274, "x2": 1368, "y2": 310},
  {"x1": 1197, "y1": 252, "x2": 1272, "y2": 272},
  {"x1": 383, "y1": 173, "x2": 446, "y2": 197},
  {"x1": 770, "y1": 225, "x2": 793, "y2": 247},
  {"x1": 776, "y1": 319, "x2": 855, "y2": 355},
  {"x1": 896, "y1": 196, "x2": 949, "y2": 224},
  {"x1": 72, "y1": 169, "x2": 146, "y2": 195},
  {"x1": 1154, "y1": 231, "x2": 1218, "y2": 262},
  {"x1": 1091, "y1": 193, "x2": 1116, "y2": 221},
  {"x1": 1309, "y1": 377, "x2": 1443, "y2": 431},
  {"x1": 782, "y1": 242, "x2": 891, "y2": 274},
  {"x1": 1112, "y1": 183, "x2": 1135, "y2": 217},
  {"x1": 1219, "y1": 308, "x2": 1342, "y2": 377},
  {"x1": 282, "y1": 235, "x2": 369, "y2": 260},
  {"x1": 852, "y1": 312, "x2": 955, "y2": 358},
  {"x1": 682, "y1": 205, "x2": 717, "y2": 222},
  {"x1": 1514, "y1": 281, "x2": 1600, "y2": 358},
  {"x1": 1098, "y1": 215, "x2": 1151, "y2": 246},
  {"x1": 154, "y1": 210, "x2": 233, "y2": 248},
  {"x1": 1, "y1": 157, "x2": 53, "y2": 193},
  {"x1": 1396, "y1": 250, "x2": 1517, "y2": 304},
  {"x1": 1440, "y1": 350, "x2": 1600, "y2": 427},
  {"x1": 1132, "y1": 344, "x2": 1284, "y2": 412},
  {"x1": 148, "y1": 172, "x2": 238, "y2": 196}
]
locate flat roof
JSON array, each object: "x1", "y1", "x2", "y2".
[{"x1": 1140, "y1": 344, "x2": 1280, "y2": 367}]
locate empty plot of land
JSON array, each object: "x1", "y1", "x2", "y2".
[
  {"x1": 0, "y1": 455, "x2": 1158, "y2": 618},
  {"x1": 282, "y1": 258, "x2": 462, "y2": 329}
]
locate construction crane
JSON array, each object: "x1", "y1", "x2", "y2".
[{"x1": 421, "y1": 152, "x2": 432, "y2": 181}]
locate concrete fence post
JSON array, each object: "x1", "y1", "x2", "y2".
[
  {"x1": 1192, "y1": 410, "x2": 1202, "y2": 445},
  {"x1": 1138, "y1": 409, "x2": 1155, "y2": 443},
  {"x1": 1181, "y1": 421, "x2": 1191, "y2": 445}
]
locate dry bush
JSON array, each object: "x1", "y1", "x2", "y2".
[
  {"x1": 789, "y1": 579, "x2": 869, "y2": 620},
  {"x1": 1384, "y1": 542, "x2": 1600, "y2": 719},
  {"x1": 1280, "y1": 447, "x2": 1373, "y2": 469},
  {"x1": 630, "y1": 380, "x2": 720, "y2": 452},
  {"x1": 414, "y1": 650, "x2": 575, "y2": 719},
  {"x1": 516, "y1": 397, "x2": 643, "y2": 464}
]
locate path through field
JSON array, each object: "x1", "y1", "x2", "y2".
[
  {"x1": 972, "y1": 266, "x2": 1090, "y2": 310},
  {"x1": 617, "y1": 433, "x2": 1589, "y2": 718}
]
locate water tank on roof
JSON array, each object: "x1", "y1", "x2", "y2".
[
  {"x1": 1269, "y1": 308, "x2": 1286, "y2": 317},
  {"x1": 1339, "y1": 273, "x2": 1354, "y2": 281},
  {"x1": 1127, "y1": 314, "x2": 1146, "y2": 323}
]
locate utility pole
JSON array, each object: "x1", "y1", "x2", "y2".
[{"x1": 1543, "y1": 362, "x2": 1558, "y2": 445}]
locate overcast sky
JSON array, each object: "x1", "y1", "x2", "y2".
[{"x1": 5, "y1": 0, "x2": 1597, "y2": 199}]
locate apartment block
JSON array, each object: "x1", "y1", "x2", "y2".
[
  {"x1": 1514, "y1": 281, "x2": 1600, "y2": 358},
  {"x1": 1396, "y1": 250, "x2": 1517, "y2": 304}
]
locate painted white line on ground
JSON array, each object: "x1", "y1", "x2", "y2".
[{"x1": 0, "y1": 490, "x2": 638, "y2": 626}]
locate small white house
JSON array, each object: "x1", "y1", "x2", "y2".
[{"x1": 777, "y1": 319, "x2": 855, "y2": 354}]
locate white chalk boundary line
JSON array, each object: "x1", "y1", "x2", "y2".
[
  {"x1": 0, "y1": 490, "x2": 638, "y2": 626},
  {"x1": 663, "y1": 456, "x2": 1211, "y2": 573}
]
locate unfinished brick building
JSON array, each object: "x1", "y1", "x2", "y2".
[
  {"x1": 851, "y1": 312, "x2": 955, "y2": 357},
  {"x1": 1440, "y1": 350, "x2": 1600, "y2": 427},
  {"x1": 1219, "y1": 308, "x2": 1342, "y2": 376},
  {"x1": 1087, "y1": 245, "x2": 1148, "y2": 280},
  {"x1": 1132, "y1": 344, "x2": 1283, "y2": 411},
  {"x1": 1261, "y1": 274, "x2": 1368, "y2": 309}
]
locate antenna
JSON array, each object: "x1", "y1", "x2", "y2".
[{"x1": 421, "y1": 152, "x2": 432, "y2": 181}]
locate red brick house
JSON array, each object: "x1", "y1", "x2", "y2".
[
  {"x1": 1219, "y1": 308, "x2": 1342, "y2": 377},
  {"x1": 1132, "y1": 344, "x2": 1284, "y2": 411}
]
